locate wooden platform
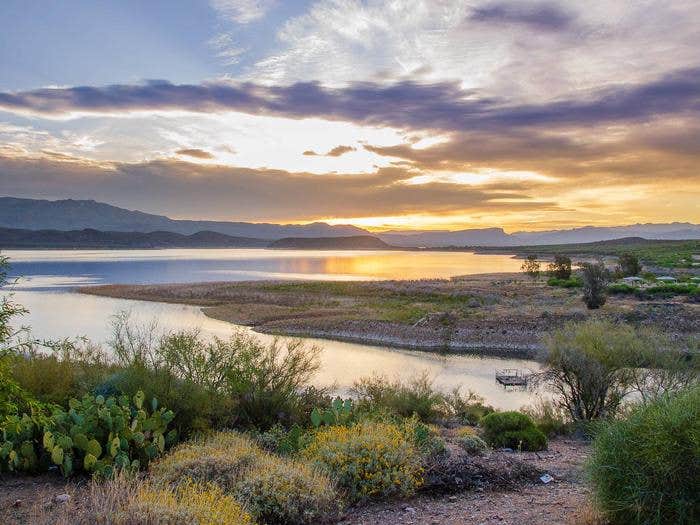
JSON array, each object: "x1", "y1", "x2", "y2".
[{"x1": 495, "y1": 368, "x2": 529, "y2": 386}]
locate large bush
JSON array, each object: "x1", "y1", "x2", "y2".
[
  {"x1": 480, "y1": 411, "x2": 547, "y2": 451},
  {"x1": 588, "y1": 386, "x2": 700, "y2": 525},
  {"x1": 580, "y1": 261, "x2": 610, "y2": 309},
  {"x1": 302, "y1": 421, "x2": 423, "y2": 502},
  {"x1": 151, "y1": 431, "x2": 339, "y2": 524},
  {"x1": 10, "y1": 342, "x2": 113, "y2": 406},
  {"x1": 537, "y1": 320, "x2": 697, "y2": 421},
  {"x1": 109, "y1": 314, "x2": 323, "y2": 433}
]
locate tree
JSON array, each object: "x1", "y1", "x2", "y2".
[
  {"x1": 520, "y1": 255, "x2": 540, "y2": 280},
  {"x1": 616, "y1": 252, "x2": 641, "y2": 277},
  {"x1": 547, "y1": 255, "x2": 572, "y2": 280},
  {"x1": 580, "y1": 261, "x2": 609, "y2": 309},
  {"x1": 537, "y1": 321, "x2": 643, "y2": 421}
]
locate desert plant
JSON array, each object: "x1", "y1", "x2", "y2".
[
  {"x1": 548, "y1": 255, "x2": 572, "y2": 280},
  {"x1": 9, "y1": 341, "x2": 112, "y2": 405},
  {"x1": 303, "y1": 421, "x2": 423, "y2": 502},
  {"x1": 1, "y1": 390, "x2": 176, "y2": 477},
  {"x1": 521, "y1": 398, "x2": 571, "y2": 437},
  {"x1": 616, "y1": 252, "x2": 641, "y2": 277},
  {"x1": 351, "y1": 373, "x2": 446, "y2": 422},
  {"x1": 535, "y1": 320, "x2": 692, "y2": 422},
  {"x1": 588, "y1": 386, "x2": 700, "y2": 525},
  {"x1": 151, "y1": 431, "x2": 339, "y2": 524},
  {"x1": 35, "y1": 474, "x2": 253, "y2": 525},
  {"x1": 580, "y1": 261, "x2": 610, "y2": 309},
  {"x1": 521, "y1": 255, "x2": 541, "y2": 280},
  {"x1": 310, "y1": 397, "x2": 353, "y2": 427},
  {"x1": 547, "y1": 276, "x2": 582, "y2": 288},
  {"x1": 128, "y1": 481, "x2": 253, "y2": 525},
  {"x1": 443, "y1": 387, "x2": 495, "y2": 424},
  {"x1": 480, "y1": 411, "x2": 547, "y2": 451},
  {"x1": 457, "y1": 434, "x2": 488, "y2": 454}
]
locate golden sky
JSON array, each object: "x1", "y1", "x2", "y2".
[{"x1": 0, "y1": 1, "x2": 698, "y2": 231}]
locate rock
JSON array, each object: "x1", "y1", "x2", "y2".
[
  {"x1": 448, "y1": 495, "x2": 458, "y2": 501},
  {"x1": 54, "y1": 494, "x2": 71, "y2": 503},
  {"x1": 12, "y1": 499, "x2": 22, "y2": 507},
  {"x1": 540, "y1": 473, "x2": 554, "y2": 484},
  {"x1": 404, "y1": 506, "x2": 416, "y2": 513}
]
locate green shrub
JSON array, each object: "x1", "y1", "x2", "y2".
[
  {"x1": 252, "y1": 423, "x2": 309, "y2": 455},
  {"x1": 547, "y1": 276, "x2": 582, "y2": 288},
  {"x1": 442, "y1": 387, "x2": 495, "y2": 424},
  {"x1": 101, "y1": 366, "x2": 236, "y2": 437},
  {"x1": 303, "y1": 421, "x2": 423, "y2": 502},
  {"x1": 457, "y1": 434, "x2": 488, "y2": 454},
  {"x1": 0, "y1": 358, "x2": 46, "y2": 420},
  {"x1": 588, "y1": 386, "x2": 700, "y2": 525},
  {"x1": 607, "y1": 283, "x2": 637, "y2": 294},
  {"x1": 402, "y1": 416, "x2": 446, "y2": 458},
  {"x1": 151, "y1": 431, "x2": 340, "y2": 524},
  {"x1": 480, "y1": 411, "x2": 547, "y2": 451},
  {"x1": 9, "y1": 342, "x2": 112, "y2": 406},
  {"x1": 351, "y1": 373, "x2": 446, "y2": 422},
  {"x1": 547, "y1": 255, "x2": 572, "y2": 280},
  {"x1": 580, "y1": 261, "x2": 610, "y2": 309},
  {"x1": 521, "y1": 399, "x2": 571, "y2": 437}
]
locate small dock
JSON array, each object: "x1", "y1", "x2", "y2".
[{"x1": 495, "y1": 368, "x2": 529, "y2": 387}]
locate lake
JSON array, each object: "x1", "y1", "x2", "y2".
[{"x1": 2, "y1": 249, "x2": 542, "y2": 410}]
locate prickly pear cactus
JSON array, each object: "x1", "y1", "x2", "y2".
[
  {"x1": 1, "y1": 390, "x2": 176, "y2": 477},
  {"x1": 43, "y1": 390, "x2": 176, "y2": 477}
]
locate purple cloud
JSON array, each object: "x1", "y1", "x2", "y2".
[
  {"x1": 469, "y1": 1, "x2": 575, "y2": 31},
  {"x1": 0, "y1": 68, "x2": 699, "y2": 132}
]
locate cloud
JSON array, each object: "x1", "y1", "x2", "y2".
[
  {"x1": 1, "y1": 68, "x2": 699, "y2": 133},
  {"x1": 468, "y1": 1, "x2": 574, "y2": 31},
  {"x1": 210, "y1": 0, "x2": 277, "y2": 24},
  {"x1": 303, "y1": 145, "x2": 356, "y2": 157},
  {"x1": 0, "y1": 154, "x2": 555, "y2": 223},
  {"x1": 176, "y1": 148, "x2": 215, "y2": 159},
  {"x1": 326, "y1": 145, "x2": 356, "y2": 157}
]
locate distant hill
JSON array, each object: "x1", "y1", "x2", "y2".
[
  {"x1": 2, "y1": 196, "x2": 698, "y2": 248},
  {"x1": 377, "y1": 223, "x2": 700, "y2": 247},
  {"x1": 0, "y1": 197, "x2": 367, "y2": 240},
  {"x1": 269, "y1": 235, "x2": 391, "y2": 250},
  {"x1": 0, "y1": 227, "x2": 268, "y2": 249}
]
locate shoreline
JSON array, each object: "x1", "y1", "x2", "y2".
[
  {"x1": 77, "y1": 273, "x2": 573, "y2": 358},
  {"x1": 79, "y1": 277, "x2": 541, "y2": 359},
  {"x1": 79, "y1": 272, "x2": 698, "y2": 358}
]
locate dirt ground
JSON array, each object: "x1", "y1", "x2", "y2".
[
  {"x1": 344, "y1": 439, "x2": 593, "y2": 525},
  {"x1": 0, "y1": 438, "x2": 593, "y2": 525}
]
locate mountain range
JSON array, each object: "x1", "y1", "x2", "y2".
[{"x1": 1, "y1": 196, "x2": 699, "y2": 247}]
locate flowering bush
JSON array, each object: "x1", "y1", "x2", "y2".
[
  {"x1": 150, "y1": 431, "x2": 339, "y2": 524},
  {"x1": 303, "y1": 421, "x2": 423, "y2": 502},
  {"x1": 127, "y1": 481, "x2": 252, "y2": 525}
]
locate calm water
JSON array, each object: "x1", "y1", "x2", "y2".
[
  {"x1": 3, "y1": 249, "x2": 541, "y2": 409},
  {"x1": 4, "y1": 248, "x2": 524, "y2": 286}
]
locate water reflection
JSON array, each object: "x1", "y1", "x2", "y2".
[{"x1": 5, "y1": 248, "x2": 524, "y2": 285}]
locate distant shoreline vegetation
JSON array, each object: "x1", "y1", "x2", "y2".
[{"x1": 2, "y1": 226, "x2": 698, "y2": 269}]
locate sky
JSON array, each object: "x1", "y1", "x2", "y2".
[{"x1": 0, "y1": 0, "x2": 698, "y2": 232}]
